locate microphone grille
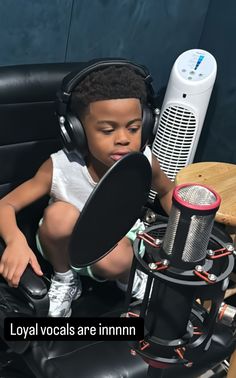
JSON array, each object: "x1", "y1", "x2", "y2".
[
  {"x1": 162, "y1": 184, "x2": 221, "y2": 265},
  {"x1": 181, "y1": 213, "x2": 216, "y2": 262},
  {"x1": 177, "y1": 185, "x2": 218, "y2": 207}
]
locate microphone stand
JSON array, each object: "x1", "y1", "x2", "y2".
[{"x1": 124, "y1": 223, "x2": 235, "y2": 377}]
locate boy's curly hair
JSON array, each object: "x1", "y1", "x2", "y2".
[{"x1": 70, "y1": 65, "x2": 147, "y2": 120}]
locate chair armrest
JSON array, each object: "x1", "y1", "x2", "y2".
[
  {"x1": 19, "y1": 265, "x2": 48, "y2": 299},
  {"x1": 0, "y1": 238, "x2": 49, "y2": 317},
  {"x1": 18, "y1": 265, "x2": 49, "y2": 317}
]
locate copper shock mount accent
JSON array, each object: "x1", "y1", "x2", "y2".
[
  {"x1": 148, "y1": 261, "x2": 169, "y2": 272},
  {"x1": 207, "y1": 246, "x2": 234, "y2": 260},
  {"x1": 139, "y1": 339, "x2": 150, "y2": 351},
  {"x1": 127, "y1": 311, "x2": 139, "y2": 318},
  {"x1": 174, "y1": 347, "x2": 186, "y2": 360},
  {"x1": 137, "y1": 232, "x2": 162, "y2": 248},
  {"x1": 193, "y1": 269, "x2": 216, "y2": 284},
  {"x1": 130, "y1": 340, "x2": 150, "y2": 356},
  {"x1": 218, "y1": 303, "x2": 228, "y2": 321},
  {"x1": 194, "y1": 244, "x2": 235, "y2": 283},
  {"x1": 193, "y1": 326, "x2": 204, "y2": 336}
]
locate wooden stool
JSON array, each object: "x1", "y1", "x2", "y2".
[{"x1": 175, "y1": 162, "x2": 236, "y2": 244}]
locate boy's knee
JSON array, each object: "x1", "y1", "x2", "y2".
[
  {"x1": 92, "y1": 258, "x2": 131, "y2": 280},
  {"x1": 40, "y1": 201, "x2": 80, "y2": 239},
  {"x1": 93, "y1": 238, "x2": 133, "y2": 279}
]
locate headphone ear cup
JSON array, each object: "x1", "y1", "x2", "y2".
[
  {"x1": 63, "y1": 112, "x2": 88, "y2": 157},
  {"x1": 141, "y1": 105, "x2": 155, "y2": 150},
  {"x1": 59, "y1": 116, "x2": 73, "y2": 153}
]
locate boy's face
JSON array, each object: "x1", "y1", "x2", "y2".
[{"x1": 83, "y1": 98, "x2": 142, "y2": 172}]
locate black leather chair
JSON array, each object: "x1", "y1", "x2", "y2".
[{"x1": 0, "y1": 63, "x2": 235, "y2": 378}]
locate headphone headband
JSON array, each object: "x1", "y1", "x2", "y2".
[
  {"x1": 58, "y1": 59, "x2": 157, "y2": 115},
  {"x1": 62, "y1": 59, "x2": 152, "y2": 94}
]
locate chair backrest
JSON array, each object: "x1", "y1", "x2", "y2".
[
  {"x1": 0, "y1": 62, "x2": 87, "y2": 196},
  {"x1": 0, "y1": 62, "x2": 85, "y2": 244}
]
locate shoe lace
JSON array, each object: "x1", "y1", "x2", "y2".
[{"x1": 48, "y1": 279, "x2": 73, "y2": 302}]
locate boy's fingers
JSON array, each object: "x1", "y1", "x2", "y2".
[
  {"x1": 11, "y1": 265, "x2": 28, "y2": 287},
  {"x1": 8, "y1": 276, "x2": 20, "y2": 288},
  {"x1": 29, "y1": 256, "x2": 43, "y2": 275},
  {"x1": 2, "y1": 266, "x2": 9, "y2": 280}
]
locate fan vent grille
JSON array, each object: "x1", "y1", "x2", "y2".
[{"x1": 150, "y1": 105, "x2": 197, "y2": 201}]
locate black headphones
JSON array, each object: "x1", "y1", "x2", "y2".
[{"x1": 56, "y1": 59, "x2": 159, "y2": 157}]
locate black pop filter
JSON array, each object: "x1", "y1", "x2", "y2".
[{"x1": 69, "y1": 152, "x2": 152, "y2": 268}]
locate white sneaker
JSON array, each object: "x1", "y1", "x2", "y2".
[
  {"x1": 132, "y1": 270, "x2": 148, "y2": 299},
  {"x1": 48, "y1": 271, "x2": 82, "y2": 317},
  {"x1": 116, "y1": 269, "x2": 148, "y2": 300}
]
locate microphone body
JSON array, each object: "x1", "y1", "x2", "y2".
[{"x1": 146, "y1": 184, "x2": 221, "y2": 341}]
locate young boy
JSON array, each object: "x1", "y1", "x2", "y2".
[{"x1": 0, "y1": 64, "x2": 174, "y2": 317}]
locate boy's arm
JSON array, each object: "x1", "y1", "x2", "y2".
[
  {"x1": 0, "y1": 158, "x2": 52, "y2": 287},
  {"x1": 151, "y1": 155, "x2": 174, "y2": 216}
]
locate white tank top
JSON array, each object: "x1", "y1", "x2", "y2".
[{"x1": 50, "y1": 147, "x2": 152, "y2": 212}]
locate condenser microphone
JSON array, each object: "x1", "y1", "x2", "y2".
[
  {"x1": 161, "y1": 183, "x2": 221, "y2": 270},
  {"x1": 129, "y1": 183, "x2": 235, "y2": 372},
  {"x1": 145, "y1": 184, "x2": 221, "y2": 342}
]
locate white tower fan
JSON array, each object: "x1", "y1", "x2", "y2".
[{"x1": 150, "y1": 49, "x2": 217, "y2": 202}]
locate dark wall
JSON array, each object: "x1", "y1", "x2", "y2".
[
  {"x1": 66, "y1": 0, "x2": 209, "y2": 89},
  {"x1": 0, "y1": 1, "x2": 73, "y2": 64},
  {"x1": 195, "y1": 0, "x2": 236, "y2": 163},
  {"x1": 0, "y1": 0, "x2": 209, "y2": 89},
  {"x1": 0, "y1": 0, "x2": 235, "y2": 164}
]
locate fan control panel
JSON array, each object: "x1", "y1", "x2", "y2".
[{"x1": 177, "y1": 49, "x2": 216, "y2": 81}]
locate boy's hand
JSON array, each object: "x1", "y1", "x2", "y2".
[{"x1": 0, "y1": 238, "x2": 43, "y2": 287}]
